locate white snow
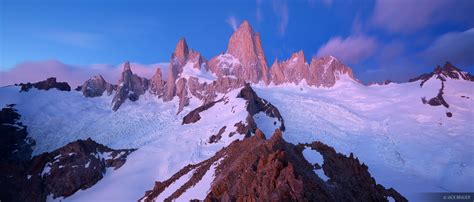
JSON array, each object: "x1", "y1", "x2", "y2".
[
  {"x1": 153, "y1": 168, "x2": 195, "y2": 201},
  {"x1": 217, "y1": 53, "x2": 241, "y2": 72},
  {"x1": 84, "y1": 160, "x2": 90, "y2": 168},
  {"x1": 180, "y1": 62, "x2": 217, "y2": 83},
  {"x1": 302, "y1": 147, "x2": 329, "y2": 181},
  {"x1": 41, "y1": 163, "x2": 52, "y2": 177},
  {"x1": 177, "y1": 158, "x2": 222, "y2": 201},
  {"x1": 253, "y1": 112, "x2": 280, "y2": 138},
  {"x1": 388, "y1": 196, "x2": 395, "y2": 202}
]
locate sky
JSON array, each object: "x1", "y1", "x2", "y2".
[{"x1": 1, "y1": 0, "x2": 474, "y2": 85}]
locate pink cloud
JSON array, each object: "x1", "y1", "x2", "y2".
[
  {"x1": 371, "y1": 0, "x2": 474, "y2": 34},
  {"x1": 316, "y1": 35, "x2": 378, "y2": 64},
  {"x1": 0, "y1": 60, "x2": 168, "y2": 88}
]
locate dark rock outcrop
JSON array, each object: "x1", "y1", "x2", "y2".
[
  {"x1": 111, "y1": 62, "x2": 149, "y2": 111},
  {"x1": 411, "y1": 63, "x2": 469, "y2": 109},
  {"x1": 300, "y1": 141, "x2": 407, "y2": 202},
  {"x1": 0, "y1": 104, "x2": 35, "y2": 163},
  {"x1": 81, "y1": 75, "x2": 115, "y2": 97},
  {"x1": 208, "y1": 126, "x2": 227, "y2": 143},
  {"x1": 0, "y1": 105, "x2": 134, "y2": 202},
  {"x1": 141, "y1": 129, "x2": 406, "y2": 202},
  {"x1": 1, "y1": 137, "x2": 134, "y2": 202},
  {"x1": 237, "y1": 83, "x2": 285, "y2": 134},
  {"x1": 182, "y1": 98, "x2": 223, "y2": 125},
  {"x1": 425, "y1": 81, "x2": 449, "y2": 108},
  {"x1": 409, "y1": 62, "x2": 474, "y2": 86},
  {"x1": 19, "y1": 77, "x2": 71, "y2": 92}
]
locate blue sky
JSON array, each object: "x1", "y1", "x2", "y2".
[{"x1": 1, "y1": 0, "x2": 473, "y2": 83}]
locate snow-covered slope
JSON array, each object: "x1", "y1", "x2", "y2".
[
  {"x1": 0, "y1": 72, "x2": 472, "y2": 201},
  {"x1": 0, "y1": 85, "x2": 281, "y2": 201},
  {"x1": 253, "y1": 76, "x2": 474, "y2": 200}
]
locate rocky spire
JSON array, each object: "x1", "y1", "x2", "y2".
[
  {"x1": 270, "y1": 59, "x2": 285, "y2": 85},
  {"x1": 111, "y1": 62, "x2": 149, "y2": 111},
  {"x1": 164, "y1": 39, "x2": 189, "y2": 101},
  {"x1": 149, "y1": 68, "x2": 165, "y2": 97},
  {"x1": 173, "y1": 38, "x2": 189, "y2": 61},
  {"x1": 225, "y1": 20, "x2": 269, "y2": 83},
  {"x1": 254, "y1": 32, "x2": 270, "y2": 84},
  {"x1": 111, "y1": 62, "x2": 133, "y2": 111},
  {"x1": 164, "y1": 37, "x2": 207, "y2": 106}
]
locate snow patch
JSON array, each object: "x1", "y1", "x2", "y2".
[
  {"x1": 302, "y1": 147, "x2": 329, "y2": 181},
  {"x1": 180, "y1": 62, "x2": 217, "y2": 83},
  {"x1": 217, "y1": 54, "x2": 241, "y2": 72}
]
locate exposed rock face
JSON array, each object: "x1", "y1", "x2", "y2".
[
  {"x1": 111, "y1": 62, "x2": 149, "y2": 111},
  {"x1": 269, "y1": 53, "x2": 356, "y2": 87},
  {"x1": 141, "y1": 129, "x2": 406, "y2": 202},
  {"x1": 307, "y1": 56, "x2": 356, "y2": 87},
  {"x1": 19, "y1": 77, "x2": 71, "y2": 92},
  {"x1": 208, "y1": 20, "x2": 269, "y2": 84},
  {"x1": 270, "y1": 50, "x2": 310, "y2": 85},
  {"x1": 81, "y1": 75, "x2": 115, "y2": 97},
  {"x1": 0, "y1": 104, "x2": 35, "y2": 163},
  {"x1": 0, "y1": 136, "x2": 134, "y2": 202}
]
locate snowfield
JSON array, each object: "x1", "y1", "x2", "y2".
[{"x1": 0, "y1": 75, "x2": 472, "y2": 201}]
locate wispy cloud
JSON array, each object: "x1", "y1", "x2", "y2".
[
  {"x1": 422, "y1": 28, "x2": 474, "y2": 67},
  {"x1": 317, "y1": 35, "x2": 378, "y2": 64},
  {"x1": 226, "y1": 16, "x2": 238, "y2": 31},
  {"x1": 272, "y1": 0, "x2": 289, "y2": 37},
  {"x1": 43, "y1": 31, "x2": 102, "y2": 48},
  {"x1": 307, "y1": 0, "x2": 332, "y2": 8},
  {"x1": 371, "y1": 0, "x2": 474, "y2": 34},
  {"x1": 256, "y1": 0, "x2": 264, "y2": 22}
]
